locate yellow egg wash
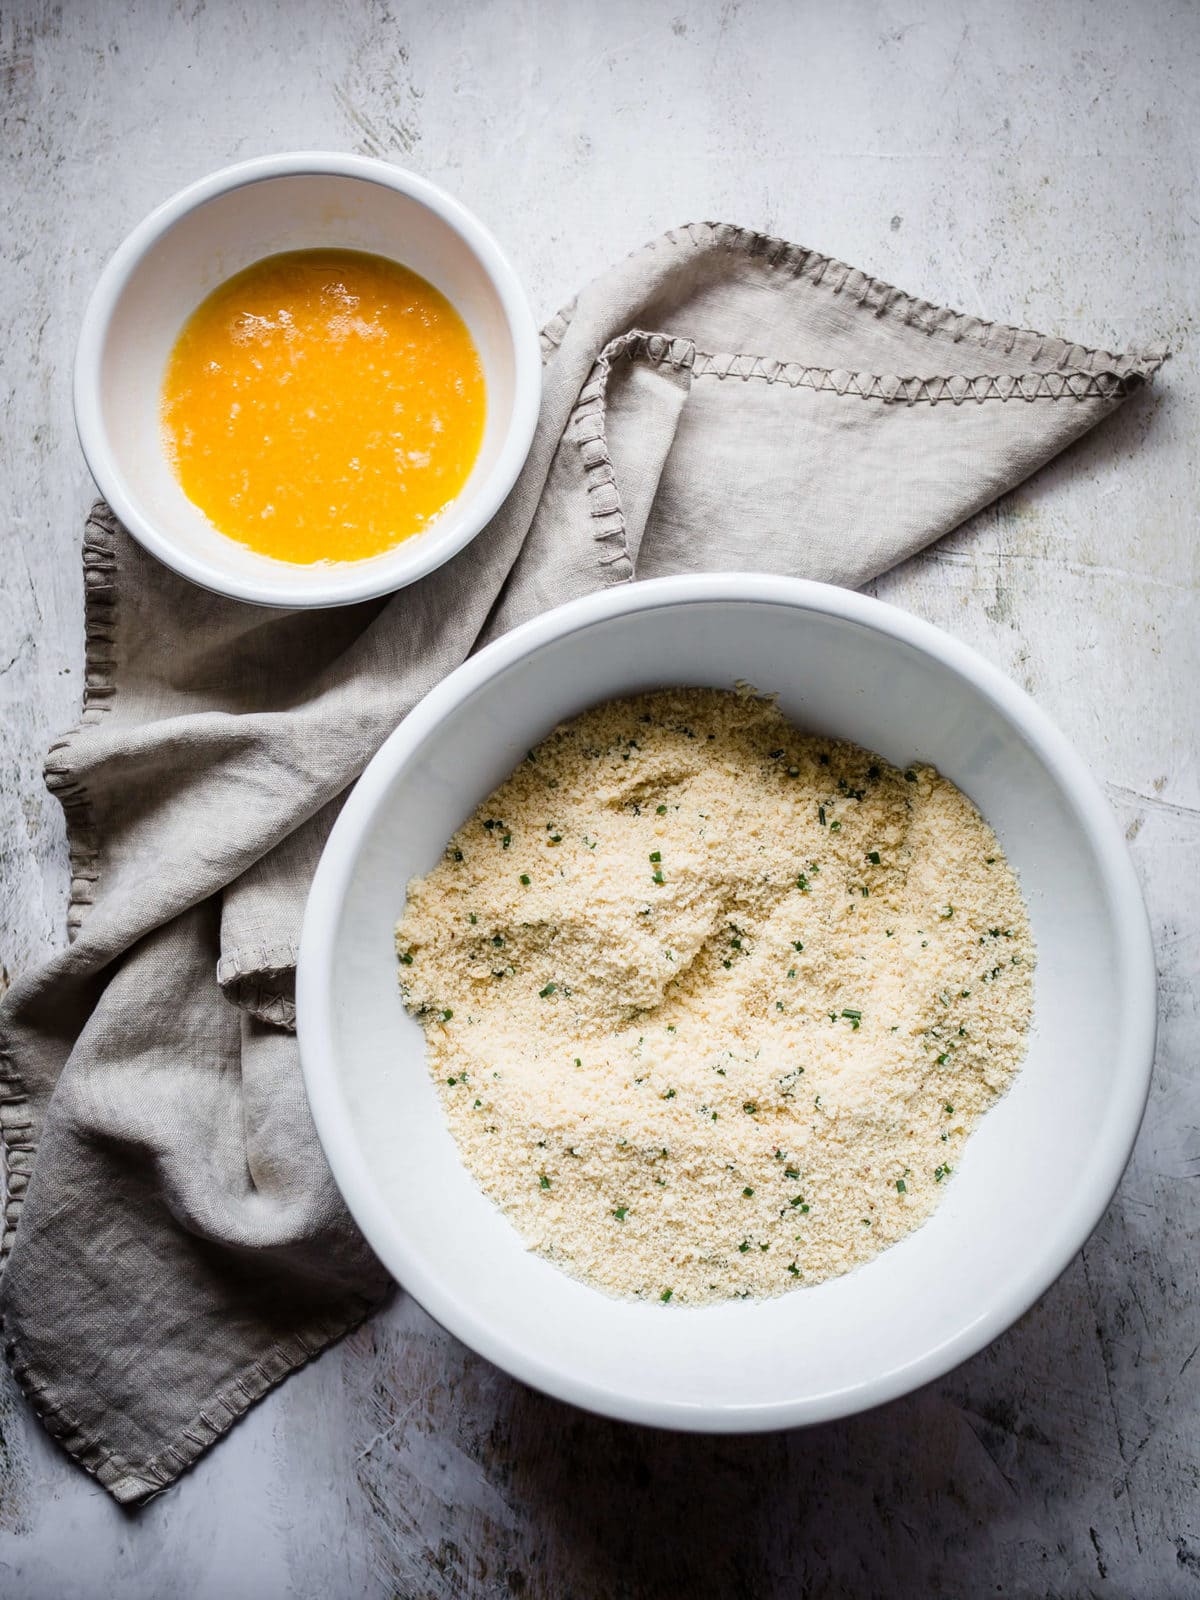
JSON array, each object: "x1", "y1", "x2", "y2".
[{"x1": 161, "y1": 249, "x2": 486, "y2": 564}]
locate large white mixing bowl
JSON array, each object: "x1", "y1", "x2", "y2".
[{"x1": 297, "y1": 574, "x2": 1156, "y2": 1430}]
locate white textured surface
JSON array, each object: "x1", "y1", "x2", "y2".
[{"x1": 0, "y1": 0, "x2": 1197, "y2": 1595}]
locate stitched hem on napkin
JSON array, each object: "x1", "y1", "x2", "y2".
[
  {"x1": 3, "y1": 1290, "x2": 384, "y2": 1505},
  {"x1": 217, "y1": 944, "x2": 299, "y2": 1030},
  {"x1": 566, "y1": 316, "x2": 1166, "y2": 594}
]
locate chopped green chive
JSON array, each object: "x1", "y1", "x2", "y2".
[
  {"x1": 738, "y1": 1240, "x2": 751, "y2": 1253},
  {"x1": 829, "y1": 820, "x2": 841, "y2": 832},
  {"x1": 539, "y1": 1174, "x2": 551, "y2": 1190},
  {"x1": 944, "y1": 1103, "x2": 954, "y2": 1114},
  {"x1": 793, "y1": 940, "x2": 804, "y2": 952},
  {"x1": 896, "y1": 1178, "x2": 907, "y2": 1194},
  {"x1": 492, "y1": 934, "x2": 504, "y2": 947},
  {"x1": 787, "y1": 1262, "x2": 801, "y2": 1277},
  {"x1": 399, "y1": 952, "x2": 413, "y2": 966},
  {"x1": 787, "y1": 967, "x2": 797, "y2": 979},
  {"x1": 447, "y1": 1077, "x2": 457, "y2": 1085},
  {"x1": 473, "y1": 1098, "x2": 482, "y2": 1108},
  {"x1": 662, "y1": 1088, "x2": 676, "y2": 1100},
  {"x1": 652, "y1": 869, "x2": 665, "y2": 885},
  {"x1": 656, "y1": 804, "x2": 668, "y2": 814},
  {"x1": 613, "y1": 1206, "x2": 628, "y2": 1221},
  {"x1": 934, "y1": 1165, "x2": 951, "y2": 1182},
  {"x1": 519, "y1": 873, "x2": 531, "y2": 886},
  {"x1": 468, "y1": 913, "x2": 478, "y2": 925},
  {"x1": 442, "y1": 1009, "x2": 453, "y2": 1021},
  {"x1": 742, "y1": 1186, "x2": 754, "y2": 1198},
  {"x1": 936, "y1": 1052, "x2": 949, "y2": 1066},
  {"x1": 797, "y1": 874, "x2": 809, "y2": 892},
  {"x1": 742, "y1": 1101, "x2": 758, "y2": 1114},
  {"x1": 660, "y1": 1288, "x2": 673, "y2": 1302},
  {"x1": 841, "y1": 1009, "x2": 862, "y2": 1029},
  {"x1": 818, "y1": 805, "x2": 827, "y2": 826},
  {"x1": 649, "y1": 851, "x2": 661, "y2": 863},
  {"x1": 784, "y1": 1166, "x2": 801, "y2": 1180},
  {"x1": 867, "y1": 850, "x2": 881, "y2": 865},
  {"x1": 539, "y1": 983, "x2": 557, "y2": 998}
]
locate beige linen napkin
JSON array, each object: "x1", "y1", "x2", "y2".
[{"x1": 0, "y1": 222, "x2": 1163, "y2": 1503}]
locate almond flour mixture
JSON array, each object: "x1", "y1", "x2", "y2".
[{"x1": 395, "y1": 689, "x2": 1034, "y2": 1305}]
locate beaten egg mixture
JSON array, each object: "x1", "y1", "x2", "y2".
[{"x1": 162, "y1": 248, "x2": 485, "y2": 564}]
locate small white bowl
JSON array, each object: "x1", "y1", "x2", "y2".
[
  {"x1": 297, "y1": 575, "x2": 1156, "y2": 1431},
  {"x1": 74, "y1": 153, "x2": 541, "y2": 608}
]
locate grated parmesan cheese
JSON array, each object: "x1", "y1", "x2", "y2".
[{"x1": 395, "y1": 689, "x2": 1034, "y2": 1305}]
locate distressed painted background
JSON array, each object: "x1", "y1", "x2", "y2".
[{"x1": 1, "y1": 0, "x2": 1198, "y2": 1595}]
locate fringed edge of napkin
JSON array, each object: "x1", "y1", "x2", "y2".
[
  {"x1": 0, "y1": 1052, "x2": 31, "y2": 1263},
  {"x1": 0, "y1": 505, "x2": 120, "y2": 1266},
  {"x1": 3, "y1": 1289, "x2": 382, "y2": 1504},
  {"x1": 544, "y1": 220, "x2": 1171, "y2": 380},
  {"x1": 44, "y1": 503, "x2": 121, "y2": 939}
]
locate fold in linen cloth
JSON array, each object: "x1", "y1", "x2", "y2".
[{"x1": 0, "y1": 220, "x2": 1164, "y2": 1503}]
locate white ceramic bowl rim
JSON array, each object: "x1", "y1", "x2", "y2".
[
  {"x1": 297, "y1": 573, "x2": 1157, "y2": 1431},
  {"x1": 73, "y1": 151, "x2": 542, "y2": 608}
]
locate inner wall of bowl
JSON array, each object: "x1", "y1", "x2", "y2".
[
  {"x1": 328, "y1": 599, "x2": 1128, "y2": 1416},
  {"x1": 99, "y1": 173, "x2": 517, "y2": 586}
]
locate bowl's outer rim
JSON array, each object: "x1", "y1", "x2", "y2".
[
  {"x1": 296, "y1": 573, "x2": 1158, "y2": 1432},
  {"x1": 73, "y1": 150, "x2": 543, "y2": 610}
]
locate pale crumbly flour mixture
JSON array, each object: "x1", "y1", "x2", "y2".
[{"x1": 395, "y1": 689, "x2": 1034, "y2": 1305}]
